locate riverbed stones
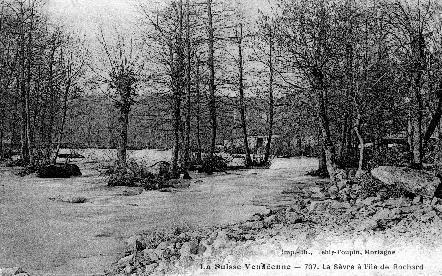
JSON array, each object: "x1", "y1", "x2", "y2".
[
  {"x1": 371, "y1": 166, "x2": 441, "y2": 198},
  {"x1": 107, "y1": 169, "x2": 442, "y2": 276}
]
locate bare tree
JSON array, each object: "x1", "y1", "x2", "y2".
[
  {"x1": 277, "y1": 0, "x2": 340, "y2": 180},
  {"x1": 235, "y1": 23, "x2": 252, "y2": 166},
  {"x1": 98, "y1": 32, "x2": 140, "y2": 168},
  {"x1": 207, "y1": 0, "x2": 217, "y2": 159}
]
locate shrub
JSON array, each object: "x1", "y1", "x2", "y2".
[
  {"x1": 356, "y1": 171, "x2": 413, "y2": 199},
  {"x1": 200, "y1": 155, "x2": 228, "y2": 174},
  {"x1": 107, "y1": 160, "x2": 168, "y2": 190},
  {"x1": 5, "y1": 159, "x2": 27, "y2": 167},
  {"x1": 366, "y1": 145, "x2": 410, "y2": 170}
]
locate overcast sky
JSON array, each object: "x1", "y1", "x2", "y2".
[{"x1": 47, "y1": 0, "x2": 272, "y2": 36}]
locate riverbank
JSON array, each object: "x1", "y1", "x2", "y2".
[{"x1": 106, "y1": 173, "x2": 442, "y2": 276}]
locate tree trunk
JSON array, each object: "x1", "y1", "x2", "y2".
[
  {"x1": 10, "y1": 97, "x2": 19, "y2": 151},
  {"x1": 411, "y1": 82, "x2": 423, "y2": 169},
  {"x1": 264, "y1": 25, "x2": 274, "y2": 164},
  {"x1": 318, "y1": 145, "x2": 328, "y2": 177},
  {"x1": 171, "y1": 0, "x2": 184, "y2": 178},
  {"x1": 25, "y1": 13, "x2": 34, "y2": 166},
  {"x1": 19, "y1": 21, "x2": 29, "y2": 164},
  {"x1": 53, "y1": 73, "x2": 71, "y2": 164},
  {"x1": 237, "y1": 24, "x2": 252, "y2": 167},
  {"x1": 0, "y1": 117, "x2": 3, "y2": 160},
  {"x1": 207, "y1": 0, "x2": 216, "y2": 158},
  {"x1": 171, "y1": 83, "x2": 181, "y2": 177},
  {"x1": 195, "y1": 56, "x2": 202, "y2": 163},
  {"x1": 339, "y1": 115, "x2": 349, "y2": 161},
  {"x1": 117, "y1": 105, "x2": 129, "y2": 169},
  {"x1": 423, "y1": 83, "x2": 442, "y2": 153},
  {"x1": 314, "y1": 69, "x2": 338, "y2": 181},
  {"x1": 407, "y1": 110, "x2": 413, "y2": 154},
  {"x1": 353, "y1": 100, "x2": 364, "y2": 175},
  {"x1": 184, "y1": 0, "x2": 192, "y2": 170},
  {"x1": 409, "y1": 34, "x2": 425, "y2": 169},
  {"x1": 46, "y1": 44, "x2": 57, "y2": 162}
]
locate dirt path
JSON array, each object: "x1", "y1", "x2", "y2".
[{"x1": 0, "y1": 158, "x2": 318, "y2": 275}]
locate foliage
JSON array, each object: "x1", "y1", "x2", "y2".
[
  {"x1": 366, "y1": 146, "x2": 411, "y2": 170},
  {"x1": 200, "y1": 155, "x2": 228, "y2": 174},
  {"x1": 356, "y1": 172, "x2": 414, "y2": 199},
  {"x1": 107, "y1": 159, "x2": 168, "y2": 190}
]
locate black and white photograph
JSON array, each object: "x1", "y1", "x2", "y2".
[{"x1": 0, "y1": 0, "x2": 442, "y2": 275}]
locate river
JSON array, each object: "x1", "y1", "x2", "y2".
[{"x1": 0, "y1": 157, "x2": 318, "y2": 275}]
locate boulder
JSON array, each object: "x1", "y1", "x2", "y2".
[
  {"x1": 328, "y1": 185, "x2": 339, "y2": 199},
  {"x1": 60, "y1": 196, "x2": 87, "y2": 204},
  {"x1": 241, "y1": 221, "x2": 264, "y2": 230},
  {"x1": 126, "y1": 235, "x2": 144, "y2": 252},
  {"x1": 212, "y1": 231, "x2": 229, "y2": 249},
  {"x1": 413, "y1": 195, "x2": 422, "y2": 205},
  {"x1": 329, "y1": 200, "x2": 351, "y2": 209},
  {"x1": 37, "y1": 163, "x2": 81, "y2": 178},
  {"x1": 179, "y1": 240, "x2": 199, "y2": 258},
  {"x1": 359, "y1": 219, "x2": 378, "y2": 231},
  {"x1": 371, "y1": 166, "x2": 441, "y2": 198},
  {"x1": 144, "y1": 263, "x2": 158, "y2": 274},
  {"x1": 335, "y1": 169, "x2": 347, "y2": 181},
  {"x1": 309, "y1": 187, "x2": 322, "y2": 194},
  {"x1": 312, "y1": 191, "x2": 327, "y2": 199},
  {"x1": 434, "y1": 204, "x2": 442, "y2": 213},
  {"x1": 308, "y1": 200, "x2": 330, "y2": 212},
  {"x1": 263, "y1": 215, "x2": 277, "y2": 226},
  {"x1": 143, "y1": 249, "x2": 159, "y2": 262},
  {"x1": 362, "y1": 197, "x2": 378, "y2": 206},
  {"x1": 337, "y1": 180, "x2": 349, "y2": 190},
  {"x1": 117, "y1": 254, "x2": 134, "y2": 267}
]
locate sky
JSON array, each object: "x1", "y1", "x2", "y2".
[{"x1": 47, "y1": 0, "x2": 272, "y2": 36}]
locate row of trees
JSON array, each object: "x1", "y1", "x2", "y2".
[
  {"x1": 130, "y1": 0, "x2": 285, "y2": 176},
  {"x1": 0, "y1": 0, "x2": 85, "y2": 166},
  {"x1": 127, "y1": 0, "x2": 442, "y2": 179},
  {"x1": 3, "y1": 0, "x2": 442, "y2": 181}
]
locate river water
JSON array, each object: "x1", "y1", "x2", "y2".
[{"x1": 0, "y1": 157, "x2": 318, "y2": 275}]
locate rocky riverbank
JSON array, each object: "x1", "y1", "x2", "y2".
[{"x1": 106, "y1": 170, "x2": 442, "y2": 276}]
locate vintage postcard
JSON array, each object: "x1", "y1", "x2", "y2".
[{"x1": 0, "y1": 0, "x2": 441, "y2": 275}]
